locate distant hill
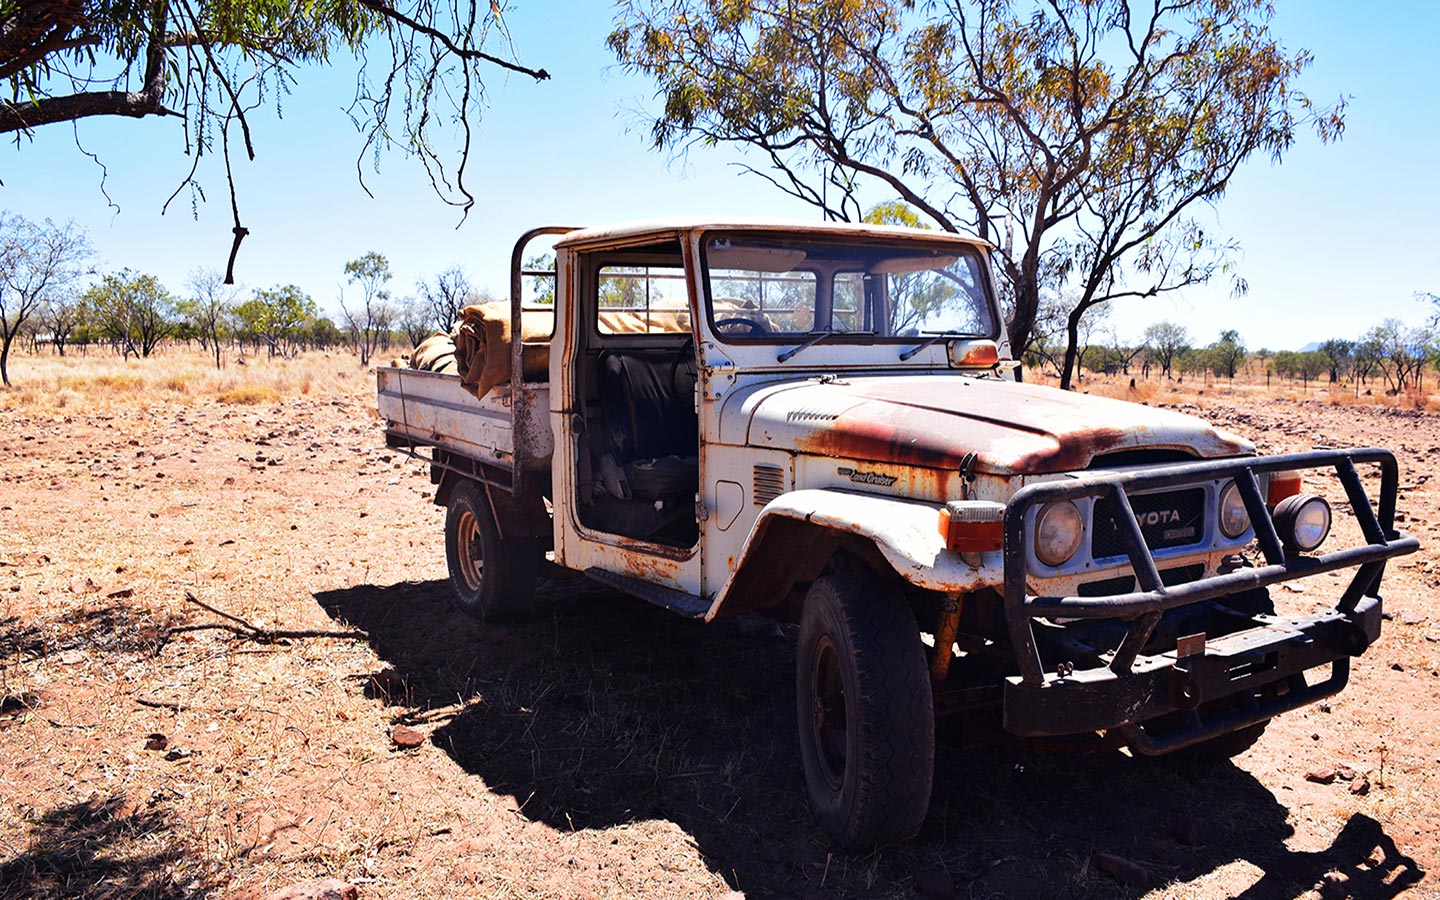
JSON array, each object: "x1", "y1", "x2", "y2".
[{"x1": 1297, "y1": 341, "x2": 1323, "y2": 353}]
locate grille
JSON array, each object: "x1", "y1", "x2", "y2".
[
  {"x1": 1091, "y1": 488, "x2": 1206, "y2": 560},
  {"x1": 753, "y1": 465, "x2": 786, "y2": 506},
  {"x1": 1076, "y1": 564, "x2": 1206, "y2": 597}
]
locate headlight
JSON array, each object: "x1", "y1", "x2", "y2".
[
  {"x1": 1218, "y1": 481, "x2": 1250, "y2": 539},
  {"x1": 1273, "y1": 494, "x2": 1331, "y2": 553},
  {"x1": 1035, "y1": 501, "x2": 1084, "y2": 567}
]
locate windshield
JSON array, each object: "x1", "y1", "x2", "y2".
[{"x1": 701, "y1": 233, "x2": 996, "y2": 342}]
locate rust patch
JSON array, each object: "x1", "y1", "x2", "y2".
[{"x1": 775, "y1": 377, "x2": 1250, "y2": 474}]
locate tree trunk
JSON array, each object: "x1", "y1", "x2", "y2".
[
  {"x1": 1058, "y1": 304, "x2": 1087, "y2": 391},
  {"x1": 1005, "y1": 278, "x2": 1040, "y2": 361},
  {"x1": 0, "y1": 333, "x2": 13, "y2": 387}
]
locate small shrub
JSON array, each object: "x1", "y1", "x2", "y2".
[{"x1": 216, "y1": 385, "x2": 282, "y2": 405}]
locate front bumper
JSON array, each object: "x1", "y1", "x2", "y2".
[
  {"x1": 998, "y1": 449, "x2": 1418, "y2": 749},
  {"x1": 1004, "y1": 593, "x2": 1381, "y2": 749}
]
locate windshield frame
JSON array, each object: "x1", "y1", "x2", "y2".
[{"x1": 698, "y1": 229, "x2": 1001, "y2": 348}]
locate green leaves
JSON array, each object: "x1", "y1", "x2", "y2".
[{"x1": 612, "y1": 0, "x2": 1342, "y2": 388}]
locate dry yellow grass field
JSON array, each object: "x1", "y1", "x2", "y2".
[{"x1": 0, "y1": 345, "x2": 375, "y2": 414}]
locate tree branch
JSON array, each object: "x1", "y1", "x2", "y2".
[{"x1": 352, "y1": 0, "x2": 549, "y2": 81}]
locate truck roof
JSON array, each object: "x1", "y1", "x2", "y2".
[{"x1": 552, "y1": 218, "x2": 994, "y2": 250}]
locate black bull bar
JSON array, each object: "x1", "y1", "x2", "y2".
[{"x1": 1000, "y1": 448, "x2": 1419, "y2": 752}]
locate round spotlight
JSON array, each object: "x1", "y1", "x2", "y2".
[
  {"x1": 1273, "y1": 493, "x2": 1331, "y2": 553},
  {"x1": 1218, "y1": 481, "x2": 1251, "y2": 539},
  {"x1": 1035, "y1": 501, "x2": 1084, "y2": 567}
]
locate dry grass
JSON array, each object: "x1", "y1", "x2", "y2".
[
  {"x1": 1032, "y1": 367, "x2": 1440, "y2": 413},
  {"x1": 0, "y1": 345, "x2": 376, "y2": 412}
]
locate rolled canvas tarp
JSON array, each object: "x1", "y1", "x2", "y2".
[
  {"x1": 406, "y1": 301, "x2": 712, "y2": 399},
  {"x1": 453, "y1": 302, "x2": 555, "y2": 399},
  {"x1": 410, "y1": 332, "x2": 458, "y2": 374}
]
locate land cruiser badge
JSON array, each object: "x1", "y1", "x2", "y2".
[{"x1": 837, "y1": 466, "x2": 897, "y2": 487}]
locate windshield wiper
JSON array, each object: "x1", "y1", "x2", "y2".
[
  {"x1": 899, "y1": 330, "x2": 975, "y2": 361},
  {"x1": 777, "y1": 330, "x2": 875, "y2": 363}
]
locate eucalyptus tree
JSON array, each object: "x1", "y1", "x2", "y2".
[
  {"x1": 3, "y1": 0, "x2": 548, "y2": 278},
  {"x1": 1142, "y1": 320, "x2": 1189, "y2": 379},
  {"x1": 341, "y1": 251, "x2": 395, "y2": 366},
  {"x1": 0, "y1": 214, "x2": 92, "y2": 385},
  {"x1": 85, "y1": 271, "x2": 177, "y2": 359},
  {"x1": 612, "y1": 0, "x2": 1343, "y2": 388}
]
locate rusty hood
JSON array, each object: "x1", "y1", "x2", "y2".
[{"x1": 742, "y1": 375, "x2": 1253, "y2": 474}]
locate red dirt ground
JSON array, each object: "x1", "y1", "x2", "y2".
[{"x1": 1, "y1": 382, "x2": 1436, "y2": 900}]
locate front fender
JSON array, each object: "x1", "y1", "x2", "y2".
[{"x1": 704, "y1": 489, "x2": 1002, "y2": 621}]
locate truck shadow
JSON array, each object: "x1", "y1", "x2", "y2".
[{"x1": 315, "y1": 578, "x2": 1425, "y2": 900}]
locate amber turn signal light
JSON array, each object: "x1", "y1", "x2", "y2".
[
  {"x1": 939, "y1": 501, "x2": 1006, "y2": 553},
  {"x1": 1267, "y1": 470, "x2": 1303, "y2": 507}
]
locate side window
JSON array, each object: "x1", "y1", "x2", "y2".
[{"x1": 597, "y1": 265, "x2": 690, "y2": 334}]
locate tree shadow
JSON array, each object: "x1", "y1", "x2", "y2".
[
  {"x1": 0, "y1": 794, "x2": 212, "y2": 900},
  {"x1": 0, "y1": 604, "x2": 174, "y2": 663},
  {"x1": 316, "y1": 578, "x2": 1426, "y2": 899}
]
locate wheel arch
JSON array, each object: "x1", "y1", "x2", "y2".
[
  {"x1": 705, "y1": 489, "x2": 994, "y2": 622},
  {"x1": 433, "y1": 456, "x2": 550, "y2": 542}
]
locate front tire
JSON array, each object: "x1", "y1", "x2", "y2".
[
  {"x1": 796, "y1": 568, "x2": 934, "y2": 848},
  {"x1": 444, "y1": 480, "x2": 538, "y2": 621}
]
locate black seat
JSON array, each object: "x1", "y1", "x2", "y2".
[{"x1": 600, "y1": 351, "x2": 697, "y2": 461}]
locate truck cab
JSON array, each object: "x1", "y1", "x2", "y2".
[{"x1": 378, "y1": 220, "x2": 1418, "y2": 848}]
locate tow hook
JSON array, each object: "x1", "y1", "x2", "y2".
[
  {"x1": 1337, "y1": 622, "x2": 1371, "y2": 656},
  {"x1": 1168, "y1": 664, "x2": 1202, "y2": 709}
]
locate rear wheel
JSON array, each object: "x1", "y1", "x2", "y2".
[
  {"x1": 445, "y1": 480, "x2": 538, "y2": 621},
  {"x1": 796, "y1": 568, "x2": 934, "y2": 848}
]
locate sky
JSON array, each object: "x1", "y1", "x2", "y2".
[{"x1": 3, "y1": 1, "x2": 1438, "y2": 350}]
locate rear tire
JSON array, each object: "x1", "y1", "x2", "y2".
[
  {"x1": 444, "y1": 480, "x2": 538, "y2": 621},
  {"x1": 796, "y1": 568, "x2": 934, "y2": 848}
]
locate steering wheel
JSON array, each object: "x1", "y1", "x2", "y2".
[{"x1": 714, "y1": 316, "x2": 770, "y2": 336}]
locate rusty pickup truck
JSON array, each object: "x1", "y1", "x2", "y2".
[{"x1": 377, "y1": 220, "x2": 1418, "y2": 848}]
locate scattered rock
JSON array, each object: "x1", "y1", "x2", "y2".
[
  {"x1": 255, "y1": 880, "x2": 359, "y2": 900},
  {"x1": 1319, "y1": 870, "x2": 1349, "y2": 899},
  {"x1": 1391, "y1": 662, "x2": 1405, "y2": 672},
  {"x1": 914, "y1": 868, "x2": 955, "y2": 900},
  {"x1": 1399, "y1": 611, "x2": 1426, "y2": 626},
  {"x1": 1319, "y1": 703, "x2": 1332, "y2": 713},
  {"x1": 144, "y1": 733, "x2": 168, "y2": 751},
  {"x1": 105, "y1": 586, "x2": 134, "y2": 599},
  {"x1": 58, "y1": 650, "x2": 87, "y2": 665},
  {"x1": 1349, "y1": 775, "x2": 1371, "y2": 796},
  {"x1": 1336, "y1": 765, "x2": 1357, "y2": 781},
  {"x1": 390, "y1": 725, "x2": 425, "y2": 749},
  {"x1": 164, "y1": 747, "x2": 195, "y2": 762},
  {"x1": 1092, "y1": 852, "x2": 1149, "y2": 888},
  {"x1": 1305, "y1": 768, "x2": 1337, "y2": 785}
]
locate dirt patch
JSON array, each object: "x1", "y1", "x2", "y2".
[{"x1": 1, "y1": 369, "x2": 1436, "y2": 899}]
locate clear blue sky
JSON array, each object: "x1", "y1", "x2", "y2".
[{"x1": 4, "y1": 1, "x2": 1437, "y2": 350}]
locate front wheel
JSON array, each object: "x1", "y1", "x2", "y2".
[
  {"x1": 796, "y1": 568, "x2": 934, "y2": 848},
  {"x1": 444, "y1": 480, "x2": 538, "y2": 621}
]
